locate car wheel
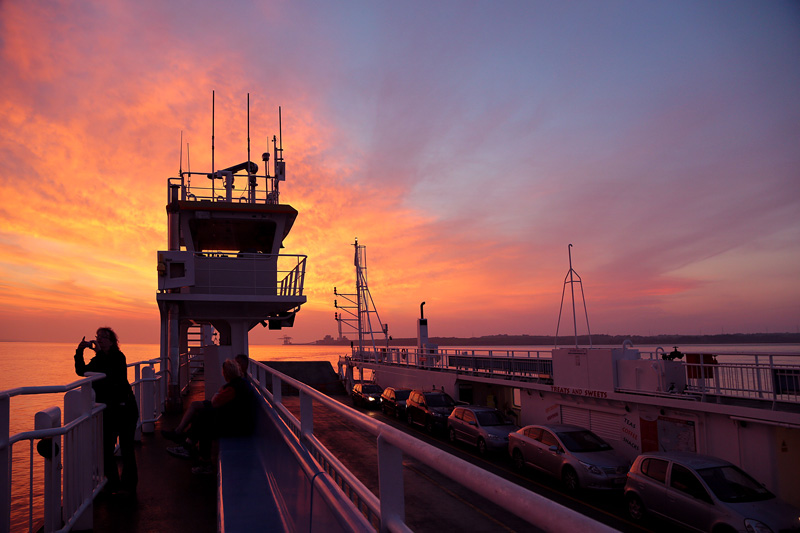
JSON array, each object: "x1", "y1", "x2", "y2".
[
  {"x1": 712, "y1": 526, "x2": 737, "y2": 533},
  {"x1": 407, "y1": 412, "x2": 414, "y2": 425},
  {"x1": 425, "y1": 418, "x2": 435, "y2": 434},
  {"x1": 626, "y1": 493, "x2": 645, "y2": 522},
  {"x1": 562, "y1": 466, "x2": 579, "y2": 492},
  {"x1": 512, "y1": 449, "x2": 525, "y2": 471},
  {"x1": 449, "y1": 428, "x2": 457, "y2": 443},
  {"x1": 477, "y1": 438, "x2": 487, "y2": 456}
]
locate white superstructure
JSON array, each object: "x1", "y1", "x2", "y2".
[{"x1": 156, "y1": 105, "x2": 307, "y2": 406}]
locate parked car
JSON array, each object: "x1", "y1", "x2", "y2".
[
  {"x1": 448, "y1": 406, "x2": 519, "y2": 455},
  {"x1": 406, "y1": 390, "x2": 456, "y2": 433},
  {"x1": 351, "y1": 383, "x2": 383, "y2": 408},
  {"x1": 625, "y1": 451, "x2": 800, "y2": 533},
  {"x1": 380, "y1": 387, "x2": 412, "y2": 418},
  {"x1": 508, "y1": 424, "x2": 630, "y2": 492}
]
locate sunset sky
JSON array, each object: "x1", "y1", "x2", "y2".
[{"x1": 1, "y1": 1, "x2": 798, "y2": 345}]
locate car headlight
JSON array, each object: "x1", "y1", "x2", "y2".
[
  {"x1": 368, "y1": 397, "x2": 376, "y2": 401},
  {"x1": 744, "y1": 519, "x2": 774, "y2": 533},
  {"x1": 579, "y1": 461, "x2": 603, "y2": 475}
]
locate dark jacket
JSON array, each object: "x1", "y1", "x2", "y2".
[
  {"x1": 75, "y1": 346, "x2": 135, "y2": 406},
  {"x1": 213, "y1": 377, "x2": 257, "y2": 436}
]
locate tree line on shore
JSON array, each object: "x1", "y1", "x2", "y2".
[{"x1": 314, "y1": 332, "x2": 800, "y2": 346}]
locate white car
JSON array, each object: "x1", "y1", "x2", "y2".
[
  {"x1": 625, "y1": 451, "x2": 800, "y2": 533},
  {"x1": 508, "y1": 424, "x2": 630, "y2": 491}
]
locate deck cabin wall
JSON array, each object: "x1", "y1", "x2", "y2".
[{"x1": 776, "y1": 427, "x2": 800, "y2": 504}]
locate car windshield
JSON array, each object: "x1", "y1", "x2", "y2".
[
  {"x1": 395, "y1": 390, "x2": 411, "y2": 400},
  {"x1": 557, "y1": 430, "x2": 612, "y2": 452},
  {"x1": 697, "y1": 465, "x2": 775, "y2": 503},
  {"x1": 425, "y1": 394, "x2": 454, "y2": 407},
  {"x1": 362, "y1": 385, "x2": 382, "y2": 393},
  {"x1": 476, "y1": 410, "x2": 508, "y2": 426}
]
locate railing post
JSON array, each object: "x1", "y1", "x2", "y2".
[
  {"x1": 142, "y1": 366, "x2": 156, "y2": 433},
  {"x1": 377, "y1": 434, "x2": 405, "y2": 532},
  {"x1": 64, "y1": 389, "x2": 95, "y2": 532},
  {"x1": 133, "y1": 364, "x2": 142, "y2": 441},
  {"x1": 35, "y1": 407, "x2": 61, "y2": 533},
  {"x1": 1, "y1": 394, "x2": 10, "y2": 533},
  {"x1": 769, "y1": 355, "x2": 776, "y2": 404},
  {"x1": 272, "y1": 373, "x2": 282, "y2": 405},
  {"x1": 299, "y1": 390, "x2": 313, "y2": 438}
]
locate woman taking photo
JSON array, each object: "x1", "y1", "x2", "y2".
[{"x1": 75, "y1": 327, "x2": 138, "y2": 494}]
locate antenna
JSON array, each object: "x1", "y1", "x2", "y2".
[
  {"x1": 187, "y1": 142, "x2": 191, "y2": 188},
  {"x1": 247, "y1": 93, "x2": 251, "y2": 166},
  {"x1": 179, "y1": 130, "x2": 183, "y2": 175},
  {"x1": 211, "y1": 90, "x2": 216, "y2": 199},
  {"x1": 212, "y1": 90, "x2": 215, "y2": 175},
  {"x1": 247, "y1": 93, "x2": 254, "y2": 202},
  {"x1": 554, "y1": 244, "x2": 592, "y2": 348}
]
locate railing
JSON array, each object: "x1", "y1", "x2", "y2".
[
  {"x1": 1, "y1": 358, "x2": 164, "y2": 533},
  {"x1": 179, "y1": 349, "x2": 205, "y2": 396},
  {"x1": 249, "y1": 361, "x2": 616, "y2": 533},
  {"x1": 348, "y1": 347, "x2": 800, "y2": 406},
  {"x1": 351, "y1": 347, "x2": 554, "y2": 383},
  {"x1": 667, "y1": 353, "x2": 798, "y2": 405},
  {"x1": 128, "y1": 358, "x2": 164, "y2": 435},
  {"x1": 1, "y1": 376, "x2": 105, "y2": 533},
  {"x1": 279, "y1": 255, "x2": 306, "y2": 297},
  {"x1": 157, "y1": 251, "x2": 307, "y2": 298},
  {"x1": 168, "y1": 171, "x2": 281, "y2": 205}
]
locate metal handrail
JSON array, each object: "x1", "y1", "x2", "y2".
[
  {"x1": 1, "y1": 375, "x2": 106, "y2": 533},
  {"x1": 2, "y1": 358, "x2": 164, "y2": 533},
  {"x1": 168, "y1": 171, "x2": 282, "y2": 205},
  {"x1": 349, "y1": 347, "x2": 800, "y2": 404},
  {"x1": 157, "y1": 251, "x2": 307, "y2": 297},
  {"x1": 250, "y1": 361, "x2": 616, "y2": 533}
]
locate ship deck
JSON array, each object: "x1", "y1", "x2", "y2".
[
  {"x1": 89, "y1": 370, "x2": 678, "y2": 533},
  {"x1": 91, "y1": 377, "x2": 216, "y2": 533}
]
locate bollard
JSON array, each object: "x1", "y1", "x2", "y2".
[{"x1": 35, "y1": 407, "x2": 62, "y2": 533}]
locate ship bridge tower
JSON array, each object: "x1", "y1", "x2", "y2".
[{"x1": 157, "y1": 104, "x2": 306, "y2": 407}]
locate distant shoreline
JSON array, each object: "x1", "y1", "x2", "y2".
[{"x1": 309, "y1": 332, "x2": 800, "y2": 347}]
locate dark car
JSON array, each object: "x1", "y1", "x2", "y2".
[
  {"x1": 380, "y1": 387, "x2": 412, "y2": 418},
  {"x1": 406, "y1": 390, "x2": 456, "y2": 433},
  {"x1": 448, "y1": 406, "x2": 519, "y2": 455},
  {"x1": 351, "y1": 383, "x2": 383, "y2": 408},
  {"x1": 508, "y1": 424, "x2": 630, "y2": 492},
  {"x1": 625, "y1": 451, "x2": 800, "y2": 533}
]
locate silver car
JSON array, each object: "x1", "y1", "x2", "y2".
[
  {"x1": 508, "y1": 424, "x2": 630, "y2": 491},
  {"x1": 448, "y1": 406, "x2": 519, "y2": 455},
  {"x1": 625, "y1": 451, "x2": 800, "y2": 533}
]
